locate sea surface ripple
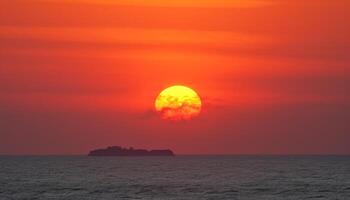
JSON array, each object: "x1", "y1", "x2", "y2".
[{"x1": 0, "y1": 155, "x2": 349, "y2": 199}]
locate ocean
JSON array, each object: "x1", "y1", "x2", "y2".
[{"x1": 0, "y1": 155, "x2": 349, "y2": 199}]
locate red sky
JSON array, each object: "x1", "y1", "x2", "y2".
[{"x1": 0, "y1": 0, "x2": 349, "y2": 155}]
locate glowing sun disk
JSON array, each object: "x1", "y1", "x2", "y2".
[{"x1": 155, "y1": 85, "x2": 202, "y2": 120}]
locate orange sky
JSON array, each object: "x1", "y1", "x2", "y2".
[{"x1": 0, "y1": 0, "x2": 349, "y2": 154}]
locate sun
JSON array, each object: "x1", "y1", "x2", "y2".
[{"x1": 155, "y1": 85, "x2": 202, "y2": 121}]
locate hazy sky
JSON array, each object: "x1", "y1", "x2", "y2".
[{"x1": 0, "y1": 0, "x2": 349, "y2": 154}]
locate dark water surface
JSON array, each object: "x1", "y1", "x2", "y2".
[{"x1": 0, "y1": 156, "x2": 349, "y2": 199}]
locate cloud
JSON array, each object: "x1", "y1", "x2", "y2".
[
  {"x1": 41, "y1": 0, "x2": 274, "y2": 8},
  {"x1": 138, "y1": 109, "x2": 158, "y2": 120}
]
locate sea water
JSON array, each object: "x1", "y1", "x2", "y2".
[{"x1": 0, "y1": 155, "x2": 349, "y2": 199}]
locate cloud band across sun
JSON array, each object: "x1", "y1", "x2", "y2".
[{"x1": 155, "y1": 85, "x2": 202, "y2": 121}]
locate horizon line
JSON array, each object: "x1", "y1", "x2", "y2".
[{"x1": 1, "y1": 154, "x2": 349, "y2": 156}]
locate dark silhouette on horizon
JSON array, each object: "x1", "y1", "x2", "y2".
[{"x1": 88, "y1": 146, "x2": 174, "y2": 156}]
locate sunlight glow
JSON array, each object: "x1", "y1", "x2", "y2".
[{"x1": 155, "y1": 85, "x2": 202, "y2": 121}]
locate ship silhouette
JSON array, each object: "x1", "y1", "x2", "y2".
[{"x1": 88, "y1": 146, "x2": 174, "y2": 156}]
